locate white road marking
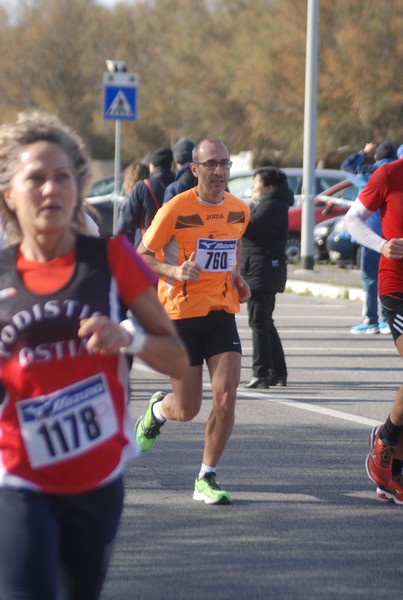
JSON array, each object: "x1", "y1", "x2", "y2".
[
  {"x1": 132, "y1": 365, "x2": 382, "y2": 428},
  {"x1": 235, "y1": 492, "x2": 324, "y2": 502},
  {"x1": 240, "y1": 345, "x2": 397, "y2": 354},
  {"x1": 237, "y1": 315, "x2": 363, "y2": 320},
  {"x1": 236, "y1": 387, "x2": 381, "y2": 427}
]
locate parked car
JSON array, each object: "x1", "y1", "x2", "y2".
[
  {"x1": 228, "y1": 167, "x2": 346, "y2": 206},
  {"x1": 87, "y1": 175, "x2": 123, "y2": 200},
  {"x1": 313, "y1": 216, "x2": 342, "y2": 263},
  {"x1": 85, "y1": 175, "x2": 124, "y2": 237},
  {"x1": 326, "y1": 217, "x2": 361, "y2": 268},
  {"x1": 286, "y1": 179, "x2": 359, "y2": 264},
  {"x1": 228, "y1": 170, "x2": 355, "y2": 263}
]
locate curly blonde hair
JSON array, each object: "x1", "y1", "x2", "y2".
[
  {"x1": 122, "y1": 160, "x2": 149, "y2": 194},
  {"x1": 0, "y1": 111, "x2": 91, "y2": 243}
]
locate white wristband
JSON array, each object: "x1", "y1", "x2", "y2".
[{"x1": 119, "y1": 318, "x2": 147, "y2": 356}]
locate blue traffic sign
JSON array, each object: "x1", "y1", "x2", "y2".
[{"x1": 103, "y1": 72, "x2": 138, "y2": 121}]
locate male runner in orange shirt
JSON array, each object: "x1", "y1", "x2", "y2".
[{"x1": 137, "y1": 138, "x2": 250, "y2": 504}]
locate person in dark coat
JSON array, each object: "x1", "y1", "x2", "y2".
[
  {"x1": 241, "y1": 167, "x2": 289, "y2": 389},
  {"x1": 116, "y1": 146, "x2": 175, "y2": 247},
  {"x1": 163, "y1": 137, "x2": 197, "y2": 203}
]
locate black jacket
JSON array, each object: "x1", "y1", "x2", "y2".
[
  {"x1": 116, "y1": 166, "x2": 175, "y2": 247},
  {"x1": 163, "y1": 162, "x2": 197, "y2": 204},
  {"x1": 240, "y1": 181, "x2": 289, "y2": 294}
]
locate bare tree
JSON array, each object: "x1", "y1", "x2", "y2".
[{"x1": 1, "y1": 0, "x2": 402, "y2": 166}]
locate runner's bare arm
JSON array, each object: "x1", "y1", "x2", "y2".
[
  {"x1": 78, "y1": 287, "x2": 188, "y2": 378},
  {"x1": 137, "y1": 242, "x2": 201, "y2": 282},
  {"x1": 234, "y1": 239, "x2": 251, "y2": 303}
]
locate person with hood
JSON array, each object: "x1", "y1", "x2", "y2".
[
  {"x1": 163, "y1": 137, "x2": 197, "y2": 203},
  {"x1": 241, "y1": 167, "x2": 289, "y2": 389},
  {"x1": 116, "y1": 146, "x2": 175, "y2": 247},
  {"x1": 341, "y1": 142, "x2": 397, "y2": 334}
]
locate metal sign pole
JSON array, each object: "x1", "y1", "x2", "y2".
[
  {"x1": 113, "y1": 120, "x2": 121, "y2": 234},
  {"x1": 301, "y1": 0, "x2": 319, "y2": 270},
  {"x1": 103, "y1": 61, "x2": 138, "y2": 236}
]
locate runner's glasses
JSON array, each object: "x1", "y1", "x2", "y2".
[{"x1": 193, "y1": 160, "x2": 232, "y2": 170}]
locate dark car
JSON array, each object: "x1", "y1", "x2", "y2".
[
  {"x1": 326, "y1": 217, "x2": 361, "y2": 268},
  {"x1": 313, "y1": 216, "x2": 342, "y2": 263},
  {"x1": 85, "y1": 176, "x2": 124, "y2": 237},
  {"x1": 286, "y1": 179, "x2": 358, "y2": 264},
  {"x1": 228, "y1": 167, "x2": 346, "y2": 207}
]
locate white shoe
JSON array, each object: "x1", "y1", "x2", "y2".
[
  {"x1": 379, "y1": 321, "x2": 391, "y2": 335},
  {"x1": 350, "y1": 322, "x2": 379, "y2": 334}
]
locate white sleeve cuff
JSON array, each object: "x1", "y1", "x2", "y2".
[
  {"x1": 119, "y1": 318, "x2": 147, "y2": 355},
  {"x1": 343, "y1": 199, "x2": 385, "y2": 254}
]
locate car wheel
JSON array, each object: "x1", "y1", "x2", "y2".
[{"x1": 286, "y1": 235, "x2": 301, "y2": 265}]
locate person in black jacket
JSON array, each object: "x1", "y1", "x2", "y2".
[
  {"x1": 163, "y1": 137, "x2": 197, "y2": 203},
  {"x1": 116, "y1": 146, "x2": 175, "y2": 247},
  {"x1": 241, "y1": 167, "x2": 289, "y2": 389}
]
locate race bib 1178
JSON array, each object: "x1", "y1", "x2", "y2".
[{"x1": 17, "y1": 374, "x2": 118, "y2": 468}]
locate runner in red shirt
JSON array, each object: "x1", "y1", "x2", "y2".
[
  {"x1": 0, "y1": 111, "x2": 188, "y2": 599},
  {"x1": 345, "y1": 158, "x2": 403, "y2": 505}
]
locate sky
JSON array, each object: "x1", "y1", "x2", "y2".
[{"x1": 96, "y1": 0, "x2": 119, "y2": 5}]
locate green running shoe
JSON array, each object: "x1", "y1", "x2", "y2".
[
  {"x1": 135, "y1": 391, "x2": 166, "y2": 452},
  {"x1": 193, "y1": 474, "x2": 231, "y2": 505}
]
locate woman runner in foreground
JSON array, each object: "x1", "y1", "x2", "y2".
[{"x1": 0, "y1": 111, "x2": 187, "y2": 599}]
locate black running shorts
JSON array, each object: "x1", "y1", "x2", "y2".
[
  {"x1": 174, "y1": 310, "x2": 242, "y2": 366},
  {"x1": 380, "y1": 293, "x2": 403, "y2": 342}
]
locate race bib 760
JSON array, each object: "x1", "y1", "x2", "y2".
[{"x1": 195, "y1": 238, "x2": 237, "y2": 272}]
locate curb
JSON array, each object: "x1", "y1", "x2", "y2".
[{"x1": 286, "y1": 279, "x2": 364, "y2": 302}]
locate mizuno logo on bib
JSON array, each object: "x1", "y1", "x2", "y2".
[
  {"x1": 195, "y1": 238, "x2": 237, "y2": 272},
  {"x1": 17, "y1": 374, "x2": 118, "y2": 468}
]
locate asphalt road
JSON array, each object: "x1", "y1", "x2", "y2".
[{"x1": 101, "y1": 290, "x2": 403, "y2": 600}]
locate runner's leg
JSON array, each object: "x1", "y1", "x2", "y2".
[
  {"x1": 0, "y1": 488, "x2": 59, "y2": 600},
  {"x1": 203, "y1": 351, "x2": 241, "y2": 467},
  {"x1": 59, "y1": 478, "x2": 124, "y2": 600},
  {"x1": 159, "y1": 365, "x2": 203, "y2": 422}
]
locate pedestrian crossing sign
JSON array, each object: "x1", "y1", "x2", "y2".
[{"x1": 103, "y1": 72, "x2": 138, "y2": 121}]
